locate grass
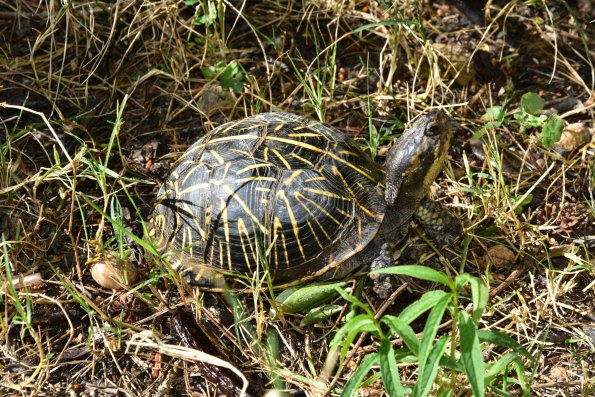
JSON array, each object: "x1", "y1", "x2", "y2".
[{"x1": 1, "y1": 0, "x2": 594, "y2": 396}]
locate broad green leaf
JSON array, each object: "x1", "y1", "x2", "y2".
[
  {"x1": 460, "y1": 311, "x2": 485, "y2": 397},
  {"x1": 539, "y1": 114, "x2": 563, "y2": 148},
  {"x1": 341, "y1": 353, "x2": 379, "y2": 396},
  {"x1": 413, "y1": 335, "x2": 449, "y2": 397},
  {"x1": 520, "y1": 92, "x2": 544, "y2": 115},
  {"x1": 417, "y1": 293, "x2": 452, "y2": 377},
  {"x1": 300, "y1": 304, "x2": 342, "y2": 327},
  {"x1": 380, "y1": 337, "x2": 405, "y2": 397},
  {"x1": 399, "y1": 290, "x2": 449, "y2": 325},
  {"x1": 275, "y1": 282, "x2": 345, "y2": 314},
  {"x1": 373, "y1": 265, "x2": 453, "y2": 289},
  {"x1": 381, "y1": 315, "x2": 420, "y2": 355},
  {"x1": 470, "y1": 278, "x2": 489, "y2": 322}
]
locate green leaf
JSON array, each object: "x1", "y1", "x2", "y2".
[
  {"x1": 380, "y1": 337, "x2": 405, "y2": 397},
  {"x1": 417, "y1": 293, "x2": 452, "y2": 377},
  {"x1": 372, "y1": 265, "x2": 454, "y2": 289},
  {"x1": 341, "y1": 353, "x2": 379, "y2": 396},
  {"x1": 399, "y1": 290, "x2": 449, "y2": 325},
  {"x1": 477, "y1": 330, "x2": 535, "y2": 361},
  {"x1": 520, "y1": 92, "x2": 544, "y2": 115},
  {"x1": 381, "y1": 315, "x2": 420, "y2": 355},
  {"x1": 481, "y1": 106, "x2": 505, "y2": 124},
  {"x1": 459, "y1": 311, "x2": 485, "y2": 397},
  {"x1": 275, "y1": 282, "x2": 345, "y2": 314},
  {"x1": 455, "y1": 274, "x2": 489, "y2": 322},
  {"x1": 413, "y1": 336, "x2": 449, "y2": 397},
  {"x1": 484, "y1": 352, "x2": 519, "y2": 386},
  {"x1": 300, "y1": 304, "x2": 342, "y2": 327},
  {"x1": 539, "y1": 114, "x2": 563, "y2": 148},
  {"x1": 512, "y1": 193, "x2": 534, "y2": 214},
  {"x1": 351, "y1": 19, "x2": 415, "y2": 34},
  {"x1": 335, "y1": 286, "x2": 375, "y2": 317},
  {"x1": 329, "y1": 314, "x2": 378, "y2": 366}
]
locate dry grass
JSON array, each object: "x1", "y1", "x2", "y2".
[{"x1": 0, "y1": 0, "x2": 593, "y2": 396}]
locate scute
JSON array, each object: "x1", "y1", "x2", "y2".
[{"x1": 151, "y1": 112, "x2": 387, "y2": 285}]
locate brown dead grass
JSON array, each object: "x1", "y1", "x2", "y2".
[{"x1": 0, "y1": 0, "x2": 593, "y2": 396}]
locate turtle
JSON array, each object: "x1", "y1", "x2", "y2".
[{"x1": 148, "y1": 110, "x2": 456, "y2": 289}]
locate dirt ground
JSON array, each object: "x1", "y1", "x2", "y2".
[{"x1": 0, "y1": 1, "x2": 593, "y2": 396}]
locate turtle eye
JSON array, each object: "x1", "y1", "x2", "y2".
[{"x1": 426, "y1": 121, "x2": 442, "y2": 136}]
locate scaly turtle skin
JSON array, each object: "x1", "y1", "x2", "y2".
[{"x1": 149, "y1": 111, "x2": 453, "y2": 288}]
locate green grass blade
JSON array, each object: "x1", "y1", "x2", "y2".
[{"x1": 459, "y1": 311, "x2": 485, "y2": 397}]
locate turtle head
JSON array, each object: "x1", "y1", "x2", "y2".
[{"x1": 384, "y1": 111, "x2": 452, "y2": 209}]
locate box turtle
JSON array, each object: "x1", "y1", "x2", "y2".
[{"x1": 149, "y1": 111, "x2": 455, "y2": 289}]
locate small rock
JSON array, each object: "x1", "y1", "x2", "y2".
[
  {"x1": 554, "y1": 122, "x2": 593, "y2": 154},
  {"x1": 89, "y1": 252, "x2": 139, "y2": 290},
  {"x1": 482, "y1": 245, "x2": 516, "y2": 270}
]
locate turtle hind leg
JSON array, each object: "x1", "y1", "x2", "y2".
[{"x1": 414, "y1": 198, "x2": 462, "y2": 247}]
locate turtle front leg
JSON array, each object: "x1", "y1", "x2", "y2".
[
  {"x1": 413, "y1": 198, "x2": 461, "y2": 247},
  {"x1": 369, "y1": 242, "x2": 396, "y2": 298}
]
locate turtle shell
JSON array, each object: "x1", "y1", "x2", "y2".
[{"x1": 149, "y1": 112, "x2": 386, "y2": 286}]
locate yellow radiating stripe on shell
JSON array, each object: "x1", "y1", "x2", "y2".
[
  {"x1": 177, "y1": 144, "x2": 204, "y2": 162},
  {"x1": 181, "y1": 223, "x2": 193, "y2": 257},
  {"x1": 295, "y1": 191, "x2": 345, "y2": 226},
  {"x1": 287, "y1": 132, "x2": 322, "y2": 138},
  {"x1": 277, "y1": 189, "x2": 306, "y2": 260},
  {"x1": 304, "y1": 176, "x2": 326, "y2": 182},
  {"x1": 236, "y1": 163, "x2": 273, "y2": 174},
  {"x1": 209, "y1": 162, "x2": 232, "y2": 185},
  {"x1": 209, "y1": 149, "x2": 225, "y2": 165},
  {"x1": 272, "y1": 217, "x2": 289, "y2": 267},
  {"x1": 303, "y1": 187, "x2": 349, "y2": 200},
  {"x1": 223, "y1": 186, "x2": 266, "y2": 232},
  {"x1": 331, "y1": 165, "x2": 382, "y2": 220},
  {"x1": 220, "y1": 197, "x2": 232, "y2": 271},
  {"x1": 207, "y1": 133, "x2": 260, "y2": 145},
  {"x1": 305, "y1": 219, "x2": 324, "y2": 249},
  {"x1": 178, "y1": 181, "x2": 210, "y2": 196},
  {"x1": 265, "y1": 136, "x2": 378, "y2": 182},
  {"x1": 336, "y1": 208, "x2": 351, "y2": 218},
  {"x1": 152, "y1": 214, "x2": 166, "y2": 246},
  {"x1": 235, "y1": 176, "x2": 277, "y2": 184},
  {"x1": 289, "y1": 152, "x2": 314, "y2": 167},
  {"x1": 294, "y1": 192, "x2": 332, "y2": 242},
  {"x1": 181, "y1": 202, "x2": 206, "y2": 241},
  {"x1": 283, "y1": 169, "x2": 304, "y2": 186},
  {"x1": 270, "y1": 148, "x2": 291, "y2": 169},
  {"x1": 237, "y1": 218, "x2": 256, "y2": 270}
]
